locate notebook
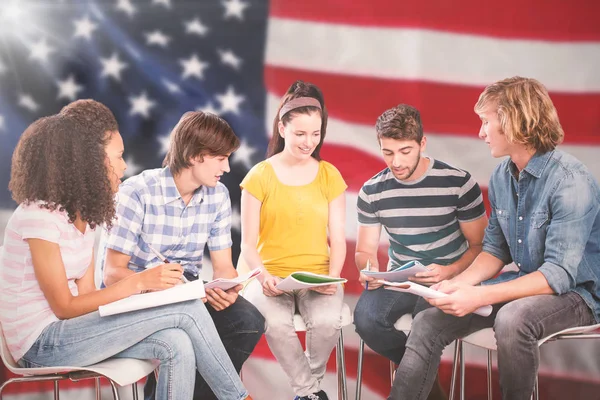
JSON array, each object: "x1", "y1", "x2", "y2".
[
  {"x1": 275, "y1": 272, "x2": 347, "y2": 291},
  {"x1": 98, "y1": 279, "x2": 206, "y2": 317}
]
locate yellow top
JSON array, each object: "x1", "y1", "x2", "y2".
[{"x1": 240, "y1": 160, "x2": 347, "y2": 278}]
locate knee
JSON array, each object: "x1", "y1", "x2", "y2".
[
  {"x1": 306, "y1": 312, "x2": 342, "y2": 334},
  {"x1": 494, "y1": 301, "x2": 536, "y2": 345},
  {"x1": 264, "y1": 316, "x2": 295, "y2": 339},
  {"x1": 406, "y1": 308, "x2": 444, "y2": 349},
  {"x1": 237, "y1": 300, "x2": 266, "y2": 336},
  {"x1": 354, "y1": 296, "x2": 383, "y2": 339},
  {"x1": 153, "y1": 330, "x2": 195, "y2": 366}
]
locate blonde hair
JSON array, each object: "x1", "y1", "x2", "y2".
[{"x1": 474, "y1": 77, "x2": 564, "y2": 152}]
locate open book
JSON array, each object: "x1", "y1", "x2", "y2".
[
  {"x1": 275, "y1": 272, "x2": 347, "y2": 291},
  {"x1": 383, "y1": 281, "x2": 493, "y2": 317},
  {"x1": 204, "y1": 268, "x2": 262, "y2": 291},
  {"x1": 98, "y1": 280, "x2": 206, "y2": 317},
  {"x1": 362, "y1": 260, "x2": 428, "y2": 282}
]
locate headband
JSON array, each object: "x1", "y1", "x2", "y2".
[{"x1": 278, "y1": 97, "x2": 322, "y2": 119}]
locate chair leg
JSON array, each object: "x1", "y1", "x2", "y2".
[
  {"x1": 95, "y1": 377, "x2": 102, "y2": 400},
  {"x1": 488, "y1": 349, "x2": 493, "y2": 400},
  {"x1": 389, "y1": 360, "x2": 396, "y2": 386},
  {"x1": 108, "y1": 379, "x2": 120, "y2": 400},
  {"x1": 336, "y1": 332, "x2": 348, "y2": 400},
  {"x1": 459, "y1": 341, "x2": 465, "y2": 400},
  {"x1": 533, "y1": 376, "x2": 539, "y2": 400},
  {"x1": 355, "y1": 338, "x2": 365, "y2": 400},
  {"x1": 132, "y1": 382, "x2": 139, "y2": 400},
  {"x1": 449, "y1": 340, "x2": 461, "y2": 400},
  {"x1": 54, "y1": 380, "x2": 60, "y2": 400}
]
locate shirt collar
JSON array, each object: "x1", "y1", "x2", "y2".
[
  {"x1": 507, "y1": 150, "x2": 554, "y2": 179},
  {"x1": 160, "y1": 167, "x2": 205, "y2": 206}
]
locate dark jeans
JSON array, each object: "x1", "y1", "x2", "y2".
[
  {"x1": 354, "y1": 287, "x2": 431, "y2": 364},
  {"x1": 390, "y1": 291, "x2": 596, "y2": 400},
  {"x1": 144, "y1": 294, "x2": 265, "y2": 400}
]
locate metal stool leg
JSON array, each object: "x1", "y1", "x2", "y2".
[
  {"x1": 487, "y1": 349, "x2": 493, "y2": 400},
  {"x1": 449, "y1": 340, "x2": 462, "y2": 400},
  {"x1": 95, "y1": 377, "x2": 101, "y2": 400},
  {"x1": 459, "y1": 341, "x2": 465, "y2": 400},
  {"x1": 389, "y1": 361, "x2": 396, "y2": 385},
  {"x1": 132, "y1": 382, "x2": 139, "y2": 400},
  {"x1": 108, "y1": 379, "x2": 120, "y2": 400},
  {"x1": 355, "y1": 338, "x2": 364, "y2": 400},
  {"x1": 336, "y1": 332, "x2": 348, "y2": 400},
  {"x1": 54, "y1": 381, "x2": 60, "y2": 400},
  {"x1": 533, "y1": 376, "x2": 539, "y2": 400}
]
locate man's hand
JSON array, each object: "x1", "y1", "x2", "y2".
[
  {"x1": 358, "y1": 272, "x2": 383, "y2": 290},
  {"x1": 205, "y1": 285, "x2": 242, "y2": 311},
  {"x1": 309, "y1": 284, "x2": 338, "y2": 295},
  {"x1": 426, "y1": 281, "x2": 487, "y2": 317},
  {"x1": 137, "y1": 263, "x2": 184, "y2": 292},
  {"x1": 410, "y1": 263, "x2": 457, "y2": 286}
]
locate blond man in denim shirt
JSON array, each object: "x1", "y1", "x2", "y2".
[{"x1": 388, "y1": 77, "x2": 600, "y2": 400}]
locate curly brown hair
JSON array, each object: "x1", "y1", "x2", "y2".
[
  {"x1": 376, "y1": 104, "x2": 423, "y2": 143},
  {"x1": 9, "y1": 111, "x2": 117, "y2": 229}
]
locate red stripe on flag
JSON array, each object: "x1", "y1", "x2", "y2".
[
  {"x1": 266, "y1": 66, "x2": 600, "y2": 145},
  {"x1": 270, "y1": 0, "x2": 600, "y2": 41}
]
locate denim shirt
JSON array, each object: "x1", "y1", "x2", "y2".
[{"x1": 483, "y1": 150, "x2": 600, "y2": 321}]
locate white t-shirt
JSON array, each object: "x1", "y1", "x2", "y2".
[{"x1": 0, "y1": 203, "x2": 95, "y2": 361}]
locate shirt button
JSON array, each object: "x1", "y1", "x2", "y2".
[
  {"x1": 518, "y1": 239, "x2": 522, "y2": 244},
  {"x1": 519, "y1": 216, "x2": 523, "y2": 221},
  {"x1": 518, "y1": 263, "x2": 521, "y2": 267}
]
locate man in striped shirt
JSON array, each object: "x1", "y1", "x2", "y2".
[{"x1": 353, "y1": 104, "x2": 488, "y2": 399}]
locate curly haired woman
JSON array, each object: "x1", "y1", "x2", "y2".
[{"x1": 0, "y1": 100, "x2": 252, "y2": 400}]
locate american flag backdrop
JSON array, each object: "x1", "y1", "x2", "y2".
[{"x1": 1, "y1": 0, "x2": 600, "y2": 399}]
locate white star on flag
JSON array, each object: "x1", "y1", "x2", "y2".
[
  {"x1": 129, "y1": 92, "x2": 156, "y2": 119},
  {"x1": 151, "y1": 0, "x2": 172, "y2": 8},
  {"x1": 29, "y1": 38, "x2": 55, "y2": 64},
  {"x1": 157, "y1": 134, "x2": 170, "y2": 156},
  {"x1": 180, "y1": 54, "x2": 209, "y2": 80},
  {"x1": 184, "y1": 17, "x2": 209, "y2": 36},
  {"x1": 216, "y1": 86, "x2": 244, "y2": 115},
  {"x1": 73, "y1": 15, "x2": 98, "y2": 40},
  {"x1": 218, "y1": 49, "x2": 242, "y2": 70},
  {"x1": 124, "y1": 155, "x2": 143, "y2": 177},
  {"x1": 231, "y1": 139, "x2": 257, "y2": 169},
  {"x1": 116, "y1": 0, "x2": 137, "y2": 17},
  {"x1": 57, "y1": 75, "x2": 84, "y2": 101},
  {"x1": 145, "y1": 30, "x2": 171, "y2": 48},
  {"x1": 18, "y1": 94, "x2": 39, "y2": 112},
  {"x1": 222, "y1": 0, "x2": 249, "y2": 21},
  {"x1": 196, "y1": 102, "x2": 221, "y2": 115},
  {"x1": 100, "y1": 53, "x2": 128, "y2": 81}
]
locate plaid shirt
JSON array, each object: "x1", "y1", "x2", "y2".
[{"x1": 99, "y1": 167, "x2": 232, "y2": 277}]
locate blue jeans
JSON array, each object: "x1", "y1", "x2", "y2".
[
  {"x1": 144, "y1": 295, "x2": 265, "y2": 400},
  {"x1": 354, "y1": 287, "x2": 430, "y2": 364},
  {"x1": 20, "y1": 299, "x2": 249, "y2": 400},
  {"x1": 391, "y1": 291, "x2": 596, "y2": 400}
]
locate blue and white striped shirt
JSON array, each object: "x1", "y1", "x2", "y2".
[{"x1": 99, "y1": 167, "x2": 232, "y2": 277}]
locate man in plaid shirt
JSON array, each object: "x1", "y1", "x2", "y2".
[{"x1": 100, "y1": 111, "x2": 265, "y2": 400}]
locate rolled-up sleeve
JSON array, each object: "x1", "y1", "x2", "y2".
[{"x1": 538, "y1": 173, "x2": 599, "y2": 294}]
